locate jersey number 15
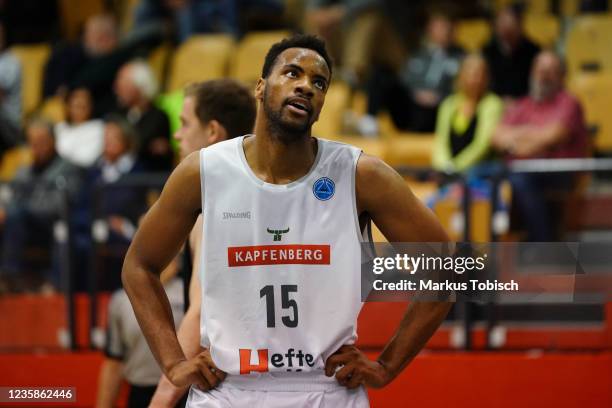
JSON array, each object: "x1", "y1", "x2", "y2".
[{"x1": 260, "y1": 285, "x2": 298, "y2": 328}]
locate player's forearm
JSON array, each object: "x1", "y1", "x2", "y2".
[
  {"x1": 151, "y1": 305, "x2": 202, "y2": 405},
  {"x1": 377, "y1": 301, "x2": 452, "y2": 379},
  {"x1": 95, "y1": 359, "x2": 123, "y2": 408},
  {"x1": 122, "y1": 255, "x2": 186, "y2": 375},
  {"x1": 178, "y1": 305, "x2": 203, "y2": 358},
  {"x1": 150, "y1": 375, "x2": 185, "y2": 408}
]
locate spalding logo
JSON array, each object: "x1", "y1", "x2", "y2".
[{"x1": 313, "y1": 177, "x2": 335, "y2": 201}]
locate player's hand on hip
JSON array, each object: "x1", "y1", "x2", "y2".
[
  {"x1": 324, "y1": 345, "x2": 392, "y2": 389},
  {"x1": 167, "y1": 349, "x2": 227, "y2": 391}
]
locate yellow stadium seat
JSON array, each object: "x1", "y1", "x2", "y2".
[
  {"x1": 494, "y1": 0, "x2": 514, "y2": 12},
  {"x1": 117, "y1": 0, "x2": 141, "y2": 34},
  {"x1": 10, "y1": 44, "x2": 51, "y2": 120},
  {"x1": 569, "y1": 72, "x2": 612, "y2": 151},
  {"x1": 561, "y1": 0, "x2": 579, "y2": 16},
  {"x1": 369, "y1": 180, "x2": 436, "y2": 242},
  {"x1": 312, "y1": 82, "x2": 351, "y2": 138},
  {"x1": 566, "y1": 14, "x2": 612, "y2": 74},
  {"x1": 39, "y1": 96, "x2": 66, "y2": 124},
  {"x1": 283, "y1": 0, "x2": 306, "y2": 30},
  {"x1": 166, "y1": 35, "x2": 235, "y2": 92},
  {"x1": 0, "y1": 146, "x2": 32, "y2": 181},
  {"x1": 148, "y1": 43, "x2": 172, "y2": 89},
  {"x1": 229, "y1": 31, "x2": 291, "y2": 84},
  {"x1": 370, "y1": 224, "x2": 386, "y2": 242},
  {"x1": 524, "y1": 14, "x2": 560, "y2": 48},
  {"x1": 385, "y1": 133, "x2": 434, "y2": 167},
  {"x1": 335, "y1": 136, "x2": 387, "y2": 160},
  {"x1": 526, "y1": 0, "x2": 551, "y2": 14},
  {"x1": 455, "y1": 19, "x2": 491, "y2": 52},
  {"x1": 434, "y1": 198, "x2": 491, "y2": 242},
  {"x1": 351, "y1": 90, "x2": 367, "y2": 116}
]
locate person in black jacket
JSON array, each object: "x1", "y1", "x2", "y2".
[
  {"x1": 482, "y1": 4, "x2": 540, "y2": 100},
  {"x1": 114, "y1": 60, "x2": 174, "y2": 172}
]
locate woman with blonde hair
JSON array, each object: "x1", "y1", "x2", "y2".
[{"x1": 432, "y1": 54, "x2": 503, "y2": 173}]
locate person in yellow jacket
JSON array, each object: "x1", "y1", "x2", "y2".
[{"x1": 432, "y1": 54, "x2": 503, "y2": 173}]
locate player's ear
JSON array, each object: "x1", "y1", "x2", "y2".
[
  {"x1": 207, "y1": 120, "x2": 227, "y2": 143},
  {"x1": 254, "y1": 78, "x2": 265, "y2": 100}
]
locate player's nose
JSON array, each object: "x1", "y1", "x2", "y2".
[{"x1": 294, "y1": 77, "x2": 314, "y2": 98}]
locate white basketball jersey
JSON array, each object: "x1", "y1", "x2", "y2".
[{"x1": 199, "y1": 135, "x2": 369, "y2": 389}]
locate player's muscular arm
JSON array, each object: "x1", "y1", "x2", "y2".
[
  {"x1": 325, "y1": 154, "x2": 452, "y2": 389},
  {"x1": 123, "y1": 152, "x2": 223, "y2": 390},
  {"x1": 150, "y1": 216, "x2": 222, "y2": 406}
]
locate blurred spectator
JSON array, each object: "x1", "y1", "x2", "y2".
[
  {"x1": 433, "y1": 55, "x2": 503, "y2": 173},
  {"x1": 0, "y1": 21, "x2": 22, "y2": 152},
  {"x1": 492, "y1": 51, "x2": 588, "y2": 241},
  {"x1": 84, "y1": 116, "x2": 146, "y2": 242},
  {"x1": 482, "y1": 5, "x2": 540, "y2": 100},
  {"x1": 360, "y1": 12, "x2": 464, "y2": 135},
  {"x1": 43, "y1": 14, "x2": 161, "y2": 116},
  {"x1": 96, "y1": 257, "x2": 183, "y2": 408},
  {"x1": 0, "y1": 119, "x2": 81, "y2": 288},
  {"x1": 44, "y1": 15, "x2": 119, "y2": 99},
  {"x1": 114, "y1": 60, "x2": 173, "y2": 172},
  {"x1": 72, "y1": 115, "x2": 147, "y2": 291},
  {"x1": 54, "y1": 88, "x2": 104, "y2": 167}
]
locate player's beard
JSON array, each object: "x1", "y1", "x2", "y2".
[{"x1": 263, "y1": 86, "x2": 312, "y2": 144}]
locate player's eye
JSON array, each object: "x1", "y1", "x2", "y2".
[
  {"x1": 314, "y1": 80, "x2": 326, "y2": 91},
  {"x1": 286, "y1": 70, "x2": 298, "y2": 78}
]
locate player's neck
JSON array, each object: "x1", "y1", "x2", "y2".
[{"x1": 244, "y1": 125, "x2": 317, "y2": 185}]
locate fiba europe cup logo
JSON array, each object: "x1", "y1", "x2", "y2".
[{"x1": 313, "y1": 177, "x2": 335, "y2": 201}]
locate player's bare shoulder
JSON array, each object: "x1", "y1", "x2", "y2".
[
  {"x1": 355, "y1": 153, "x2": 407, "y2": 214},
  {"x1": 159, "y1": 150, "x2": 202, "y2": 216},
  {"x1": 179, "y1": 150, "x2": 201, "y2": 181}
]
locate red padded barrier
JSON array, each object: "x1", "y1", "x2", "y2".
[{"x1": 0, "y1": 352, "x2": 609, "y2": 407}]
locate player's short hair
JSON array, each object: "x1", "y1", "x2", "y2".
[
  {"x1": 261, "y1": 34, "x2": 333, "y2": 79},
  {"x1": 185, "y1": 79, "x2": 256, "y2": 139}
]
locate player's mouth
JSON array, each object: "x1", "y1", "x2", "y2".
[{"x1": 284, "y1": 98, "x2": 312, "y2": 116}]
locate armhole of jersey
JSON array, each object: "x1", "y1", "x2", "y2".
[
  {"x1": 352, "y1": 149, "x2": 376, "y2": 263},
  {"x1": 351, "y1": 149, "x2": 362, "y2": 242},
  {"x1": 352, "y1": 149, "x2": 375, "y2": 244},
  {"x1": 199, "y1": 148, "x2": 206, "y2": 213}
]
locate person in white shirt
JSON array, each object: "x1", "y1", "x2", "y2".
[{"x1": 54, "y1": 87, "x2": 104, "y2": 167}]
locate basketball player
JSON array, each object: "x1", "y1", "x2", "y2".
[
  {"x1": 150, "y1": 79, "x2": 256, "y2": 407},
  {"x1": 123, "y1": 35, "x2": 452, "y2": 407}
]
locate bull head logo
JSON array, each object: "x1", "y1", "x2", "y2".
[{"x1": 267, "y1": 228, "x2": 290, "y2": 241}]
